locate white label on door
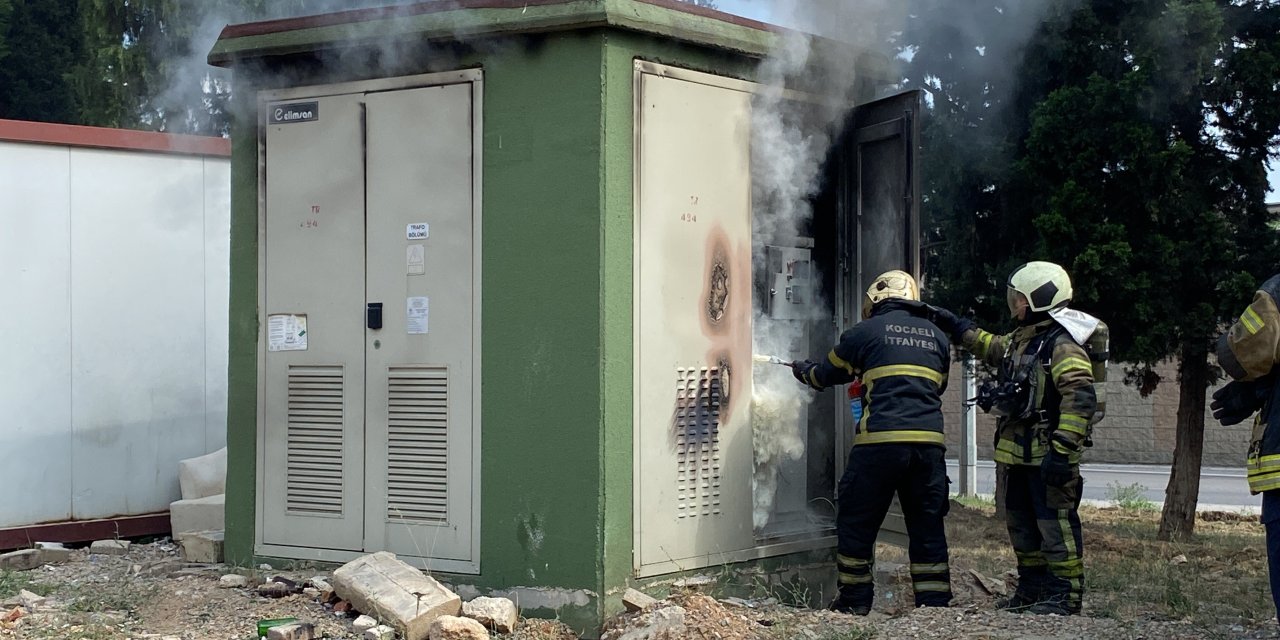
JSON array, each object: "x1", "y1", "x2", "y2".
[
  {"x1": 407, "y1": 244, "x2": 426, "y2": 276},
  {"x1": 406, "y1": 222, "x2": 430, "y2": 240},
  {"x1": 407, "y1": 297, "x2": 429, "y2": 334},
  {"x1": 267, "y1": 314, "x2": 308, "y2": 351}
]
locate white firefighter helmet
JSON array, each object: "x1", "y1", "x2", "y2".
[
  {"x1": 864, "y1": 270, "x2": 920, "y2": 313},
  {"x1": 1007, "y1": 261, "x2": 1072, "y2": 314}
]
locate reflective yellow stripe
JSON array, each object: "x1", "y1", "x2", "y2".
[
  {"x1": 1249, "y1": 454, "x2": 1280, "y2": 472},
  {"x1": 839, "y1": 573, "x2": 873, "y2": 585},
  {"x1": 912, "y1": 581, "x2": 951, "y2": 593},
  {"x1": 862, "y1": 364, "x2": 944, "y2": 385},
  {"x1": 977, "y1": 332, "x2": 994, "y2": 357},
  {"x1": 1243, "y1": 308, "x2": 1264, "y2": 334},
  {"x1": 827, "y1": 350, "x2": 855, "y2": 375},
  {"x1": 1058, "y1": 509, "x2": 1077, "y2": 557},
  {"x1": 837, "y1": 554, "x2": 871, "y2": 569},
  {"x1": 1251, "y1": 475, "x2": 1280, "y2": 493},
  {"x1": 910, "y1": 564, "x2": 948, "y2": 573},
  {"x1": 1058, "y1": 415, "x2": 1089, "y2": 436},
  {"x1": 1051, "y1": 357, "x2": 1092, "y2": 379},
  {"x1": 853, "y1": 430, "x2": 945, "y2": 446},
  {"x1": 1048, "y1": 559, "x2": 1084, "y2": 578}
]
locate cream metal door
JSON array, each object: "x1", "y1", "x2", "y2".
[
  {"x1": 261, "y1": 93, "x2": 368, "y2": 551},
  {"x1": 259, "y1": 73, "x2": 481, "y2": 569},
  {"x1": 634, "y1": 69, "x2": 756, "y2": 574},
  {"x1": 363, "y1": 84, "x2": 477, "y2": 565}
]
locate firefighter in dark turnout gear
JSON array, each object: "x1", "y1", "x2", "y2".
[
  {"x1": 1211, "y1": 273, "x2": 1280, "y2": 620},
  {"x1": 932, "y1": 262, "x2": 1098, "y2": 616},
  {"x1": 793, "y1": 270, "x2": 952, "y2": 614}
]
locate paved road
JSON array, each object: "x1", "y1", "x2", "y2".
[{"x1": 945, "y1": 460, "x2": 1258, "y2": 512}]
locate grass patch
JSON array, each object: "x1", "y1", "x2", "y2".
[
  {"x1": 941, "y1": 501, "x2": 1273, "y2": 628},
  {"x1": 951, "y1": 493, "x2": 996, "y2": 510},
  {"x1": 0, "y1": 569, "x2": 51, "y2": 599},
  {"x1": 1105, "y1": 482, "x2": 1158, "y2": 512},
  {"x1": 60, "y1": 580, "x2": 158, "y2": 615}
]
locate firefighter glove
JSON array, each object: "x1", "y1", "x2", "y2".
[
  {"x1": 926, "y1": 305, "x2": 975, "y2": 341},
  {"x1": 792, "y1": 360, "x2": 820, "y2": 389},
  {"x1": 1211, "y1": 380, "x2": 1264, "y2": 426},
  {"x1": 1040, "y1": 445, "x2": 1073, "y2": 487}
]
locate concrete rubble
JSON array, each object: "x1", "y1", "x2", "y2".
[
  {"x1": 622, "y1": 588, "x2": 659, "y2": 612},
  {"x1": 428, "y1": 614, "x2": 490, "y2": 640},
  {"x1": 332, "y1": 551, "x2": 461, "y2": 640},
  {"x1": 90, "y1": 539, "x2": 131, "y2": 556},
  {"x1": 266, "y1": 621, "x2": 316, "y2": 640},
  {"x1": 34, "y1": 541, "x2": 72, "y2": 563},
  {"x1": 602, "y1": 605, "x2": 687, "y2": 640},
  {"x1": 353, "y1": 614, "x2": 379, "y2": 632},
  {"x1": 364, "y1": 625, "x2": 396, "y2": 640},
  {"x1": 462, "y1": 596, "x2": 518, "y2": 633},
  {"x1": 219, "y1": 573, "x2": 251, "y2": 588},
  {"x1": 0, "y1": 549, "x2": 42, "y2": 571},
  {"x1": 171, "y1": 447, "x2": 227, "y2": 538},
  {"x1": 179, "y1": 529, "x2": 225, "y2": 563}
]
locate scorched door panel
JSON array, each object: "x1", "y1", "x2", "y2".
[
  {"x1": 636, "y1": 72, "x2": 755, "y2": 572},
  {"x1": 363, "y1": 84, "x2": 476, "y2": 564},
  {"x1": 262, "y1": 93, "x2": 368, "y2": 550}
]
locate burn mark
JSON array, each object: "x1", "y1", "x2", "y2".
[
  {"x1": 702, "y1": 229, "x2": 733, "y2": 335},
  {"x1": 708, "y1": 262, "x2": 729, "y2": 323}
]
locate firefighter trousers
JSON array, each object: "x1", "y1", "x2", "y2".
[
  {"x1": 1003, "y1": 463, "x2": 1085, "y2": 612},
  {"x1": 1262, "y1": 490, "x2": 1280, "y2": 622},
  {"x1": 836, "y1": 443, "x2": 951, "y2": 608}
]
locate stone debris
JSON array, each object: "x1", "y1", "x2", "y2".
[
  {"x1": 332, "y1": 551, "x2": 461, "y2": 640},
  {"x1": 0, "y1": 549, "x2": 43, "y2": 571},
  {"x1": 310, "y1": 576, "x2": 333, "y2": 592},
  {"x1": 34, "y1": 542, "x2": 72, "y2": 564},
  {"x1": 969, "y1": 569, "x2": 1008, "y2": 597},
  {"x1": 671, "y1": 575, "x2": 715, "y2": 589},
  {"x1": 462, "y1": 596, "x2": 518, "y2": 633},
  {"x1": 90, "y1": 539, "x2": 131, "y2": 556},
  {"x1": 220, "y1": 573, "x2": 251, "y2": 588},
  {"x1": 602, "y1": 604, "x2": 687, "y2": 640},
  {"x1": 2, "y1": 607, "x2": 24, "y2": 623},
  {"x1": 180, "y1": 530, "x2": 225, "y2": 564},
  {"x1": 1170, "y1": 554, "x2": 1189, "y2": 565},
  {"x1": 266, "y1": 621, "x2": 316, "y2": 640},
  {"x1": 622, "y1": 588, "x2": 659, "y2": 612},
  {"x1": 365, "y1": 624, "x2": 396, "y2": 640},
  {"x1": 17, "y1": 590, "x2": 46, "y2": 610},
  {"x1": 428, "y1": 614, "x2": 490, "y2": 640},
  {"x1": 353, "y1": 614, "x2": 379, "y2": 632}
]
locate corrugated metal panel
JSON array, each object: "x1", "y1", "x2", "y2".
[
  {"x1": 675, "y1": 367, "x2": 722, "y2": 518},
  {"x1": 386, "y1": 366, "x2": 449, "y2": 523},
  {"x1": 286, "y1": 365, "x2": 345, "y2": 516}
]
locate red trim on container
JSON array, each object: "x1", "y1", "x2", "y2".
[
  {"x1": 0, "y1": 120, "x2": 231, "y2": 157},
  {"x1": 216, "y1": 0, "x2": 774, "y2": 41},
  {"x1": 0, "y1": 513, "x2": 171, "y2": 551}
]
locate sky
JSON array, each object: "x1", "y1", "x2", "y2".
[{"x1": 711, "y1": 0, "x2": 1280, "y2": 200}]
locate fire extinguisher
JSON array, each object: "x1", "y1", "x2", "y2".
[{"x1": 848, "y1": 379, "x2": 864, "y2": 426}]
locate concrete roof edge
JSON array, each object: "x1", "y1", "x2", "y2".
[{"x1": 207, "y1": 0, "x2": 779, "y2": 67}]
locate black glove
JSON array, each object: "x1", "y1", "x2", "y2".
[
  {"x1": 1211, "y1": 380, "x2": 1263, "y2": 426},
  {"x1": 1040, "y1": 443, "x2": 1074, "y2": 487},
  {"x1": 792, "y1": 360, "x2": 820, "y2": 389},
  {"x1": 926, "y1": 305, "x2": 975, "y2": 341}
]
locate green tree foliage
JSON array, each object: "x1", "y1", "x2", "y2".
[
  {"x1": 0, "y1": 0, "x2": 83, "y2": 123},
  {"x1": 913, "y1": 0, "x2": 1280, "y2": 539}
]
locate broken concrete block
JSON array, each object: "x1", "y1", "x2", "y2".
[
  {"x1": 178, "y1": 446, "x2": 227, "y2": 500},
  {"x1": 34, "y1": 542, "x2": 71, "y2": 564},
  {"x1": 267, "y1": 622, "x2": 316, "y2": 640},
  {"x1": 601, "y1": 605, "x2": 687, "y2": 640},
  {"x1": 353, "y1": 614, "x2": 379, "y2": 632},
  {"x1": 365, "y1": 625, "x2": 396, "y2": 640},
  {"x1": 0, "y1": 549, "x2": 43, "y2": 571},
  {"x1": 310, "y1": 577, "x2": 333, "y2": 592},
  {"x1": 462, "y1": 596, "x2": 517, "y2": 633},
  {"x1": 170, "y1": 494, "x2": 225, "y2": 538},
  {"x1": 90, "y1": 539, "x2": 130, "y2": 556},
  {"x1": 332, "y1": 551, "x2": 461, "y2": 640},
  {"x1": 622, "y1": 588, "x2": 659, "y2": 612},
  {"x1": 219, "y1": 574, "x2": 250, "y2": 588},
  {"x1": 17, "y1": 590, "x2": 45, "y2": 611},
  {"x1": 179, "y1": 530, "x2": 224, "y2": 564},
  {"x1": 428, "y1": 615, "x2": 490, "y2": 640}
]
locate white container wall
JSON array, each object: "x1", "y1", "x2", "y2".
[{"x1": 0, "y1": 121, "x2": 230, "y2": 529}]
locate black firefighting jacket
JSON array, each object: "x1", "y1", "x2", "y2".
[
  {"x1": 802, "y1": 299, "x2": 950, "y2": 447},
  {"x1": 1218, "y1": 274, "x2": 1280, "y2": 494}
]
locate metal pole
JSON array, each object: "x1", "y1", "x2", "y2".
[{"x1": 960, "y1": 354, "x2": 978, "y2": 497}]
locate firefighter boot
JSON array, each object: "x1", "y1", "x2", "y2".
[
  {"x1": 828, "y1": 586, "x2": 872, "y2": 616},
  {"x1": 995, "y1": 571, "x2": 1047, "y2": 612}
]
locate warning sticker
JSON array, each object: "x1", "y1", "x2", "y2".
[
  {"x1": 407, "y1": 297, "x2": 429, "y2": 335},
  {"x1": 406, "y1": 223, "x2": 429, "y2": 240},
  {"x1": 407, "y1": 244, "x2": 426, "y2": 276},
  {"x1": 267, "y1": 314, "x2": 308, "y2": 351}
]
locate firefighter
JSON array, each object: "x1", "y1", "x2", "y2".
[
  {"x1": 793, "y1": 269, "x2": 952, "y2": 615},
  {"x1": 1210, "y1": 273, "x2": 1280, "y2": 620},
  {"x1": 931, "y1": 261, "x2": 1098, "y2": 615}
]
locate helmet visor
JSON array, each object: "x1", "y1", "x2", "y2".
[{"x1": 1006, "y1": 286, "x2": 1023, "y2": 316}]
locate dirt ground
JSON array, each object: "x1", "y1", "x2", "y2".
[{"x1": 1, "y1": 502, "x2": 1278, "y2": 639}]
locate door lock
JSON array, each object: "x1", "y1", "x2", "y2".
[{"x1": 367, "y1": 302, "x2": 383, "y2": 330}]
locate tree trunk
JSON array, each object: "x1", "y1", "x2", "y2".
[{"x1": 1157, "y1": 340, "x2": 1211, "y2": 541}]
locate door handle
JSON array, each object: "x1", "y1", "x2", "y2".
[{"x1": 367, "y1": 302, "x2": 383, "y2": 330}]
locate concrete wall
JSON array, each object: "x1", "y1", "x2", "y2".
[
  {"x1": 0, "y1": 130, "x2": 229, "y2": 529},
  {"x1": 941, "y1": 358, "x2": 1250, "y2": 467}
]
